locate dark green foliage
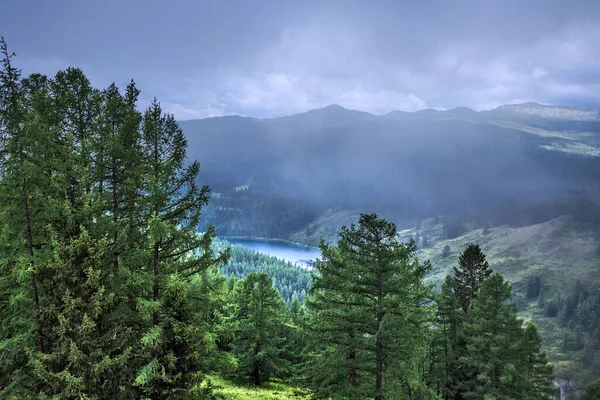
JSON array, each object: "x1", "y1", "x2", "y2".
[
  {"x1": 0, "y1": 41, "x2": 228, "y2": 398},
  {"x1": 526, "y1": 275, "x2": 542, "y2": 300},
  {"x1": 543, "y1": 281, "x2": 600, "y2": 372},
  {"x1": 306, "y1": 213, "x2": 433, "y2": 400},
  {"x1": 459, "y1": 274, "x2": 541, "y2": 399},
  {"x1": 216, "y1": 240, "x2": 311, "y2": 304},
  {"x1": 0, "y1": 37, "x2": 565, "y2": 399},
  {"x1": 431, "y1": 248, "x2": 554, "y2": 400},
  {"x1": 453, "y1": 244, "x2": 492, "y2": 313},
  {"x1": 522, "y1": 323, "x2": 556, "y2": 399},
  {"x1": 230, "y1": 272, "x2": 286, "y2": 386},
  {"x1": 133, "y1": 100, "x2": 229, "y2": 399},
  {"x1": 580, "y1": 377, "x2": 600, "y2": 400},
  {"x1": 430, "y1": 275, "x2": 463, "y2": 399}
]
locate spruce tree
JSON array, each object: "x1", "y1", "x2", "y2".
[
  {"x1": 431, "y1": 275, "x2": 463, "y2": 400},
  {"x1": 459, "y1": 273, "x2": 525, "y2": 399},
  {"x1": 521, "y1": 323, "x2": 555, "y2": 399}
]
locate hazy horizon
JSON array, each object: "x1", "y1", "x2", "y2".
[{"x1": 176, "y1": 101, "x2": 600, "y2": 121}]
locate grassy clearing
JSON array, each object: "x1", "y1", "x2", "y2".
[{"x1": 203, "y1": 375, "x2": 313, "y2": 399}]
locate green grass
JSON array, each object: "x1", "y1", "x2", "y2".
[{"x1": 203, "y1": 375, "x2": 313, "y2": 399}]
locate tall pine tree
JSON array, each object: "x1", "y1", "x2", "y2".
[{"x1": 307, "y1": 213, "x2": 433, "y2": 399}]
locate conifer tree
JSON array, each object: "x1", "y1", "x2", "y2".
[
  {"x1": 521, "y1": 323, "x2": 555, "y2": 399},
  {"x1": 459, "y1": 273, "x2": 525, "y2": 399},
  {"x1": 431, "y1": 275, "x2": 463, "y2": 400},
  {"x1": 230, "y1": 272, "x2": 286, "y2": 386},
  {"x1": 135, "y1": 99, "x2": 228, "y2": 398},
  {"x1": 307, "y1": 213, "x2": 433, "y2": 399},
  {"x1": 453, "y1": 244, "x2": 492, "y2": 313},
  {"x1": 580, "y1": 377, "x2": 600, "y2": 400},
  {"x1": 305, "y1": 239, "x2": 365, "y2": 398},
  {"x1": 35, "y1": 68, "x2": 137, "y2": 399},
  {"x1": 0, "y1": 38, "x2": 52, "y2": 396}
]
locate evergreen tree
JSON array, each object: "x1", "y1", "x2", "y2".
[
  {"x1": 307, "y1": 213, "x2": 433, "y2": 399},
  {"x1": 0, "y1": 38, "x2": 53, "y2": 396},
  {"x1": 430, "y1": 275, "x2": 463, "y2": 400},
  {"x1": 135, "y1": 99, "x2": 229, "y2": 398},
  {"x1": 230, "y1": 272, "x2": 286, "y2": 386},
  {"x1": 28, "y1": 68, "x2": 139, "y2": 399},
  {"x1": 459, "y1": 273, "x2": 554, "y2": 400},
  {"x1": 521, "y1": 323, "x2": 555, "y2": 399},
  {"x1": 453, "y1": 244, "x2": 492, "y2": 313},
  {"x1": 442, "y1": 244, "x2": 450, "y2": 258},
  {"x1": 459, "y1": 273, "x2": 524, "y2": 399},
  {"x1": 305, "y1": 241, "x2": 364, "y2": 398},
  {"x1": 580, "y1": 377, "x2": 600, "y2": 400}
]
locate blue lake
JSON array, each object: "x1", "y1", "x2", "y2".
[{"x1": 223, "y1": 237, "x2": 321, "y2": 268}]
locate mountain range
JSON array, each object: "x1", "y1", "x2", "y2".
[{"x1": 181, "y1": 102, "x2": 600, "y2": 239}]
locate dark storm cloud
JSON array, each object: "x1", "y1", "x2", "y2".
[{"x1": 3, "y1": 0, "x2": 600, "y2": 118}]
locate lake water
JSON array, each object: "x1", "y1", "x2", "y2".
[{"x1": 223, "y1": 237, "x2": 321, "y2": 269}]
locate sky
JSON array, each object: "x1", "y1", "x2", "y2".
[{"x1": 3, "y1": 0, "x2": 600, "y2": 119}]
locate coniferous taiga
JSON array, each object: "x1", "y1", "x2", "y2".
[{"x1": 0, "y1": 37, "x2": 560, "y2": 399}]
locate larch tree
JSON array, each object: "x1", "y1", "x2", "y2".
[
  {"x1": 134, "y1": 99, "x2": 228, "y2": 398},
  {"x1": 230, "y1": 272, "x2": 286, "y2": 386},
  {"x1": 0, "y1": 38, "x2": 54, "y2": 396}
]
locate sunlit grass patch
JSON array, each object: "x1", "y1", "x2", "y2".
[{"x1": 202, "y1": 375, "x2": 313, "y2": 399}]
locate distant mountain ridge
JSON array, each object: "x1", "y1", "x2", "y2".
[
  {"x1": 181, "y1": 96, "x2": 600, "y2": 242},
  {"x1": 183, "y1": 102, "x2": 600, "y2": 123}
]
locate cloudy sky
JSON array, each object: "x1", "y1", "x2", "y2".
[{"x1": 3, "y1": 0, "x2": 600, "y2": 119}]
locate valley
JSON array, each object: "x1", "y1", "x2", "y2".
[{"x1": 182, "y1": 103, "x2": 600, "y2": 393}]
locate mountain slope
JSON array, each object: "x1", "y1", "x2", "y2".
[{"x1": 182, "y1": 103, "x2": 600, "y2": 239}]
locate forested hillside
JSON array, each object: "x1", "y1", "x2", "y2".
[
  {"x1": 213, "y1": 238, "x2": 312, "y2": 304},
  {"x1": 187, "y1": 104, "x2": 600, "y2": 241},
  {"x1": 0, "y1": 37, "x2": 597, "y2": 399}
]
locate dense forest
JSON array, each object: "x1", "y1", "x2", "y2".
[
  {"x1": 214, "y1": 238, "x2": 312, "y2": 304},
  {"x1": 3, "y1": 37, "x2": 600, "y2": 399}
]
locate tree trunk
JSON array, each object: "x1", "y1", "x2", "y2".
[
  {"x1": 253, "y1": 342, "x2": 261, "y2": 386},
  {"x1": 153, "y1": 241, "x2": 159, "y2": 325},
  {"x1": 22, "y1": 188, "x2": 43, "y2": 353},
  {"x1": 348, "y1": 327, "x2": 357, "y2": 387},
  {"x1": 375, "y1": 269, "x2": 383, "y2": 400}
]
